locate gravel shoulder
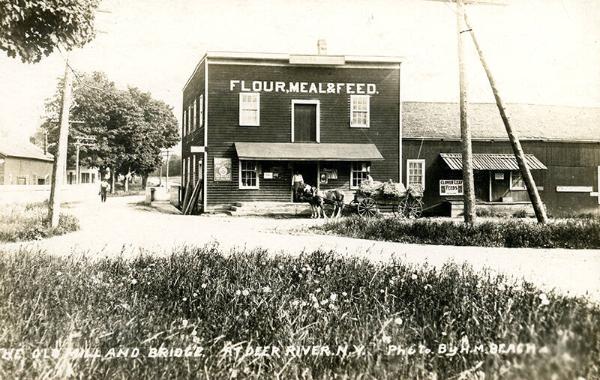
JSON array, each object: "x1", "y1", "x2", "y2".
[{"x1": 3, "y1": 195, "x2": 600, "y2": 302}]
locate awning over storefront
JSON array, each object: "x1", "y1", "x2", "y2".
[
  {"x1": 440, "y1": 153, "x2": 547, "y2": 170},
  {"x1": 235, "y1": 142, "x2": 384, "y2": 161}
]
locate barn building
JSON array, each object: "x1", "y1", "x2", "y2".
[
  {"x1": 0, "y1": 141, "x2": 53, "y2": 185},
  {"x1": 181, "y1": 50, "x2": 402, "y2": 213},
  {"x1": 402, "y1": 102, "x2": 600, "y2": 217},
  {"x1": 180, "y1": 49, "x2": 599, "y2": 217}
]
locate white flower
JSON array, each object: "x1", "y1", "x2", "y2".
[
  {"x1": 291, "y1": 300, "x2": 300, "y2": 307},
  {"x1": 201, "y1": 283, "x2": 207, "y2": 289},
  {"x1": 497, "y1": 284, "x2": 506, "y2": 292},
  {"x1": 329, "y1": 293, "x2": 337, "y2": 302},
  {"x1": 539, "y1": 293, "x2": 550, "y2": 306},
  {"x1": 380, "y1": 289, "x2": 385, "y2": 294},
  {"x1": 394, "y1": 317, "x2": 403, "y2": 326},
  {"x1": 411, "y1": 274, "x2": 418, "y2": 280},
  {"x1": 191, "y1": 330, "x2": 197, "y2": 336},
  {"x1": 424, "y1": 284, "x2": 432, "y2": 291},
  {"x1": 242, "y1": 289, "x2": 250, "y2": 296},
  {"x1": 131, "y1": 279, "x2": 138, "y2": 285},
  {"x1": 235, "y1": 290, "x2": 241, "y2": 296},
  {"x1": 315, "y1": 288, "x2": 321, "y2": 293},
  {"x1": 320, "y1": 299, "x2": 328, "y2": 305},
  {"x1": 262, "y1": 286, "x2": 271, "y2": 293},
  {"x1": 193, "y1": 292, "x2": 198, "y2": 297},
  {"x1": 382, "y1": 335, "x2": 392, "y2": 344},
  {"x1": 182, "y1": 319, "x2": 188, "y2": 327},
  {"x1": 243, "y1": 311, "x2": 250, "y2": 317},
  {"x1": 182, "y1": 297, "x2": 188, "y2": 301},
  {"x1": 342, "y1": 292, "x2": 348, "y2": 297},
  {"x1": 328, "y1": 303, "x2": 337, "y2": 310}
]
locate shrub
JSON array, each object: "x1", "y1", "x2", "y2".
[
  {"x1": 0, "y1": 203, "x2": 79, "y2": 242},
  {"x1": 0, "y1": 247, "x2": 598, "y2": 379},
  {"x1": 317, "y1": 216, "x2": 600, "y2": 249}
]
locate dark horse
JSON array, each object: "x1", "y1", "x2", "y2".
[{"x1": 299, "y1": 184, "x2": 345, "y2": 219}]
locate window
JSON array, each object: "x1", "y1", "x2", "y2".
[
  {"x1": 182, "y1": 109, "x2": 187, "y2": 136},
  {"x1": 239, "y1": 93, "x2": 260, "y2": 126},
  {"x1": 350, "y1": 95, "x2": 370, "y2": 128},
  {"x1": 510, "y1": 171, "x2": 526, "y2": 190},
  {"x1": 192, "y1": 99, "x2": 197, "y2": 131},
  {"x1": 188, "y1": 105, "x2": 193, "y2": 134},
  {"x1": 198, "y1": 95, "x2": 204, "y2": 128},
  {"x1": 350, "y1": 162, "x2": 370, "y2": 189},
  {"x1": 239, "y1": 160, "x2": 259, "y2": 189},
  {"x1": 192, "y1": 154, "x2": 196, "y2": 184},
  {"x1": 407, "y1": 159, "x2": 425, "y2": 191}
]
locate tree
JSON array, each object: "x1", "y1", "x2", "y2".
[
  {"x1": 0, "y1": 0, "x2": 100, "y2": 63},
  {"x1": 41, "y1": 71, "x2": 179, "y2": 189}
]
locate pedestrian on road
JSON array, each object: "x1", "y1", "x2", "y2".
[{"x1": 99, "y1": 179, "x2": 110, "y2": 202}]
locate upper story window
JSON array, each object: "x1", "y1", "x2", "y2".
[
  {"x1": 407, "y1": 159, "x2": 425, "y2": 191},
  {"x1": 350, "y1": 95, "x2": 370, "y2": 128},
  {"x1": 239, "y1": 160, "x2": 259, "y2": 189},
  {"x1": 198, "y1": 95, "x2": 204, "y2": 128},
  {"x1": 350, "y1": 162, "x2": 370, "y2": 189},
  {"x1": 239, "y1": 93, "x2": 260, "y2": 126},
  {"x1": 188, "y1": 104, "x2": 193, "y2": 134},
  {"x1": 182, "y1": 109, "x2": 187, "y2": 136},
  {"x1": 192, "y1": 99, "x2": 197, "y2": 131}
]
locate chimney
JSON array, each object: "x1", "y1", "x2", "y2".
[{"x1": 317, "y1": 39, "x2": 327, "y2": 55}]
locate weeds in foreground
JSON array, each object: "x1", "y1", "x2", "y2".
[
  {"x1": 0, "y1": 247, "x2": 598, "y2": 379},
  {"x1": 0, "y1": 202, "x2": 79, "y2": 242}
]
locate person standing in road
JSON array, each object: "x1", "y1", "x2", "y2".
[{"x1": 99, "y1": 179, "x2": 110, "y2": 202}]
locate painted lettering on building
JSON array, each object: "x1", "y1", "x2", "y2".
[{"x1": 229, "y1": 80, "x2": 377, "y2": 95}]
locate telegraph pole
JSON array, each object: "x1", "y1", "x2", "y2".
[
  {"x1": 48, "y1": 60, "x2": 73, "y2": 228},
  {"x1": 456, "y1": 0, "x2": 476, "y2": 224},
  {"x1": 463, "y1": 12, "x2": 548, "y2": 223}
]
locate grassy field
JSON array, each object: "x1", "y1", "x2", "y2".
[
  {"x1": 0, "y1": 202, "x2": 79, "y2": 242},
  {"x1": 316, "y1": 216, "x2": 600, "y2": 249},
  {"x1": 0, "y1": 246, "x2": 598, "y2": 379}
]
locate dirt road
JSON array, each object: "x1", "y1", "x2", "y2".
[{"x1": 3, "y1": 196, "x2": 600, "y2": 302}]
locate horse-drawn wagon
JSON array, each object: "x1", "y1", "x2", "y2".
[{"x1": 348, "y1": 180, "x2": 424, "y2": 218}]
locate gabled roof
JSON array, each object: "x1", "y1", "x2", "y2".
[
  {"x1": 403, "y1": 102, "x2": 600, "y2": 142},
  {"x1": 0, "y1": 141, "x2": 53, "y2": 162}
]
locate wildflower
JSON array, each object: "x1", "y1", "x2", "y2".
[
  {"x1": 201, "y1": 283, "x2": 207, "y2": 289},
  {"x1": 191, "y1": 330, "x2": 197, "y2": 336},
  {"x1": 298, "y1": 274, "x2": 303, "y2": 279},
  {"x1": 539, "y1": 293, "x2": 550, "y2": 306},
  {"x1": 243, "y1": 311, "x2": 250, "y2": 317},
  {"x1": 342, "y1": 292, "x2": 348, "y2": 297},
  {"x1": 320, "y1": 299, "x2": 328, "y2": 305},
  {"x1": 424, "y1": 284, "x2": 432, "y2": 291},
  {"x1": 301, "y1": 301, "x2": 307, "y2": 307},
  {"x1": 389, "y1": 279, "x2": 395, "y2": 285},
  {"x1": 313, "y1": 303, "x2": 320, "y2": 309},
  {"x1": 242, "y1": 289, "x2": 250, "y2": 296},
  {"x1": 278, "y1": 265, "x2": 284, "y2": 271},
  {"x1": 380, "y1": 289, "x2": 385, "y2": 294},
  {"x1": 329, "y1": 303, "x2": 337, "y2": 310},
  {"x1": 382, "y1": 335, "x2": 392, "y2": 344},
  {"x1": 193, "y1": 336, "x2": 201, "y2": 344},
  {"x1": 411, "y1": 274, "x2": 418, "y2": 280},
  {"x1": 497, "y1": 283, "x2": 506, "y2": 292},
  {"x1": 325, "y1": 264, "x2": 331, "y2": 272},
  {"x1": 329, "y1": 293, "x2": 337, "y2": 302},
  {"x1": 235, "y1": 290, "x2": 241, "y2": 296},
  {"x1": 57, "y1": 271, "x2": 62, "y2": 276},
  {"x1": 393, "y1": 317, "x2": 403, "y2": 326},
  {"x1": 182, "y1": 319, "x2": 189, "y2": 327},
  {"x1": 262, "y1": 286, "x2": 271, "y2": 294},
  {"x1": 131, "y1": 279, "x2": 138, "y2": 285},
  {"x1": 291, "y1": 300, "x2": 300, "y2": 307},
  {"x1": 182, "y1": 297, "x2": 188, "y2": 302},
  {"x1": 315, "y1": 288, "x2": 321, "y2": 293},
  {"x1": 193, "y1": 292, "x2": 198, "y2": 297}
]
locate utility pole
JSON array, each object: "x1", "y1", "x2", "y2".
[
  {"x1": 456, "y1": 0, "x2": 476, "y2": 224},
  {"x1": 48, "y1": 60, "x2": 73, "y2": 228},
  {"x1": 463, "y1": 12, "x2": 548, "y2": 223}
]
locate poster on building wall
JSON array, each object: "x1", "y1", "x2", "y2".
[
  {"x1": 440, "y1": 179, "x2": 463, "y2": 196},
  {"x1": 214, "y1": 158, "x2": 232, "y2": 181}
]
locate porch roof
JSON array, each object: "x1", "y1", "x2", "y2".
[
  {"x1": 440, "y1": 153, "x2": 547, "y2": 170},
  {"x1": 235, "y1": 142, "x2": 384, "y2": 161}
]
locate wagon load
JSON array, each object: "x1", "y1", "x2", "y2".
[{"x1": 352, "y1": 179, "x2": 422, "y2": 218}]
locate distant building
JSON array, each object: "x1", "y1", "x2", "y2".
[
  {"x1": 403, "y1": 102, "x2": 600, "y2": 216},
  {"x1": 66, "y1": 167, "x2": 99, "y2": 185},
  {"x1": 0, "y1": 141, "x2": 53, "y2": 185}
]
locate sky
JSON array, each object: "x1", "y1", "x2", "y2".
[{"x1": 0, "y1": 0, "x2": 599, "y2": 143}]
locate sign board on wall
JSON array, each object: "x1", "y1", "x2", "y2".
[
  {"x1": 214, "y1": 158, "x2": 232, "y2": 181},
  {"x1": 440, "y1": 180, "x2": 464, "y2": 196},
  {"x1": 494, "y1": 172, "x2": 505, "y2": 180}
]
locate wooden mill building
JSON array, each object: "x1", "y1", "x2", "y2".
[{"x1": 181, "y1": 49, "x2": 402, "y2": 213}]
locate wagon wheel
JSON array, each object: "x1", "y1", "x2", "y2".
[
  {"x1": 357, "y1": 197, "x2": 378, "y2": 217},
  {"x1": 397, "y1": 196, "x2": 423, "y2": 218}
]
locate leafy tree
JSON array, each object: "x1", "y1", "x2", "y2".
[
  {"x1": 0, "y1": 0, "x2": 100, "y2": 63},
  {"x1": 41, "y1": 71, "x2": 179, "y2": 189}
]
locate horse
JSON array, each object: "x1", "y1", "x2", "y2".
[{"x1": 300, "y1": 184, "x2": 345, "y2": 219}]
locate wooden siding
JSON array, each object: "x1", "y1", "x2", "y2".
[
  {"x1": 200, "y1": 62, "x2": 400, "y2": 206},
  {"x1": 182, "y1": 60, "x2": 206, "y2": 192},
  {"x1": 403, "y1": 139, "x2": 600, "y2": 215}
]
